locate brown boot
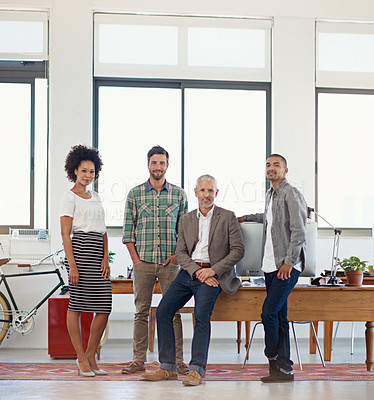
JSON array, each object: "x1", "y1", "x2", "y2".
[
  {"x1": 142, "y1": 368, "x2": 178, "y2": 381},
  {"x1": 182, "y1": 370, "x2": 203, "y2": 386}
]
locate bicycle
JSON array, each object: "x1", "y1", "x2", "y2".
[{"x1": 0, "y1": 249, "x2": 68, "y2": 344}]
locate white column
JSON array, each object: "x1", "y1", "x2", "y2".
[
  {"x1": 49, "y1": 0, "x2": 93, "y2": 249},
  {"x1": 272, "y1": 17, "x2": 315, "y2": 206}
]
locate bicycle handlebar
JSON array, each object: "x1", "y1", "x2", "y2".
[{"x1": 17, "y1": 249, "x2": 65, "y2": 269}]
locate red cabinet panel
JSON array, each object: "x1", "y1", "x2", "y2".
[{"x1": 48, "y1": 295, "x2": 93, "y2": 358}]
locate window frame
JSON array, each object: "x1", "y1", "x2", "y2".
[
  {"x1": 0, "y1": 60, "x2": 47, "y2": 234},
  {"x1": 315, "y1": 86, "x2": 374, "y2": 233},
  {"x1": 93, "y1": 77, "x2": 271, "y2": 228}
]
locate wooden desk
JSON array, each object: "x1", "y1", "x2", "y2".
[
  {"x1": 112, "y1": 279, "x2": 161, "y2": 294},
  {"x1": 310, "y1": 277, "x2": 374, "y2": 358},
  {"x1": 111, "y1": 279, "x2": 241, "y2": 352},
  {"x1": 111, "y1": 280, "x2": 374, "y2": 371},
  {"x1": 210, "y1": 285, "x2": 374, "y2": 371}
]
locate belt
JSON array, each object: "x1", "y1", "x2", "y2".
[{"x1": 195, "y1": 262, "x2": 211, "y2": 268}]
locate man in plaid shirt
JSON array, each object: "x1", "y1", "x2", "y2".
[{"x1": 121, "y1": 145, "x2": 188, "y2": 375}]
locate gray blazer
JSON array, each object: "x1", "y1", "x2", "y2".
[{"x1": 176, "y1": 206, "x2": 244, "y2": 295}]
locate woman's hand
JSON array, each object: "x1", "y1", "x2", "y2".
[
  {"x1": 69, "y1": 264, "x2": 79, "y2": 286},
  {"x1": 101, "y1": 256, "x2": 111, "y2": 279}
]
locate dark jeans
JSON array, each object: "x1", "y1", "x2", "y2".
[
  {"x1": 156, "y1": 269, "x2": 222, "y2": 376},
  {"x1": 262, "y1": 268, "x2": 300, "y2": 371}
]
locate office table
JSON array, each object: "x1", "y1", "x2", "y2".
[
  {"x1": 210, "y1": 285, "x2": 374, "y2": 371},
  {"x1": 111, "y1": 280, "x2": 374, "y2": 371},
  {"x1": 111, "y1": 279, "x2": 242, "y2": 352}
]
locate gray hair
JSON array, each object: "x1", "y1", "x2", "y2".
[{"x1": 195, "y1": 174, "x2": 217, "y2": 191}]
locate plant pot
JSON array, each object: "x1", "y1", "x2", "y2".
[{"x1": 344, "y1": 270, "x2": 364, "y2": 286}]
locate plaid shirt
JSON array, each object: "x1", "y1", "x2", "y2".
[{"x1": 122, "y1": 180, "x2": 188, "y2": 264}]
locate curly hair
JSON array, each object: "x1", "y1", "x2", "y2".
[{"x1": 64, "y1": 144, "x2": 103, "y2": 182}]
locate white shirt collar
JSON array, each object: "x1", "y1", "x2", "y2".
[{"x1": 196, "y1": 205, "x2": 215, "y2": 219}]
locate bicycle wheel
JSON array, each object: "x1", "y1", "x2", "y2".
[{"x1": 0, "y1": 292, "x2": 12, "y2": 343}]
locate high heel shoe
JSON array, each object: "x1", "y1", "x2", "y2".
[
  {"x1": 91, "y1": 367, "x2": 108, "y2": 376},
  {"x1": 76, "y1": 359, "x2": 95, "y2": 377}
]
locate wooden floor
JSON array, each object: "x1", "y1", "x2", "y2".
[{"x1": 1, "y1": 337, "x2": 374, "y2": 400}]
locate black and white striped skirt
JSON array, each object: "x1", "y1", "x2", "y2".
[{"x1": 66, "y1": 231, "x2": 112, "y2": 313}]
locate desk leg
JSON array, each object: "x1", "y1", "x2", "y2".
[
  {"x1": 365, "y1": 321, "x2": 374, "y2": 371},
  {"x1": 149, "y1": 308, "x2": 156, "y2": 353},
  {"x1": 309, "y1": 321, "x2": 318, "y2": 354},
  {"x1": 245, "y1": 321, "x2": 250, "y2": 360},
  {"x1": 324, "y1": 321, "x2": 333, "y2": 361},
  {"x1": 236, "y1": 321, "x2": 242, "y2": 353}
]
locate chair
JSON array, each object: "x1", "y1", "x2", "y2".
[
  {"x1": 332, "y1": 321, "x2": 355, "y2": 355},
  {"x1": 242, "y1": 321, "x2": 325, "y2": 370}
]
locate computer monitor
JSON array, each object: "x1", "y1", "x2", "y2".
[{"x1": 236, "y1": 221, "x2": 317, "y2": 277}]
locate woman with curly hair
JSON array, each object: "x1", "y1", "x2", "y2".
[{"x1": 60, "y1": 144, "x2": 112, "y2": 377}]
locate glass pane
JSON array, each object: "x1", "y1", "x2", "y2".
[
  {"x1": 318, "y1": 32, "x2": 374, "y2": 73},
  {"x1": 184, "y1": 88, "x2": 267, "y2": 216},
  {"x1": 98, "y1": 86, "x2": 182, "y2": 226},
  {"x1": 188, "y1": 28, "x2": 266, "y2": 68},
  {"x1": 98, "y1": 24, "x2": 178, "y2": 65},
  {"x1": 34, "y1": 79, "x2": 48, "y2": 228},
  {"x1": 0, "y1": 82, "x2": 31, "y2": 225},
  {"x1": 0, "y1": 21, "x2": 44, "y2": 54},
  {"x1": 318, "y1": 92, "x2": 374, "y2": 227}
]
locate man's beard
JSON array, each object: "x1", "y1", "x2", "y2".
[{"x1": 150, "y1": 171, "x2": 165, "y2": 181}]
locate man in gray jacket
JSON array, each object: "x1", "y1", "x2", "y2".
[
  {"x1": 238, "y1": 154, "x2": 307, "y2": 382},
  {"x1": 143, "y1": 174, "x2": 244, "y2": 386}
]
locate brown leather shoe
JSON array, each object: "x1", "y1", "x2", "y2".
[
  {"x1": 121, "y1": 361, "x2": 146, "y2": 374},
  {"x1": 177, "y1": 362, "x2": 189, "y2": 375},
  {"x1": 142, "y1": 368, "x2": 178, "y2": 381},
  {"x1": 182, "y1": 369, "x2": 203, "y2": 386}
]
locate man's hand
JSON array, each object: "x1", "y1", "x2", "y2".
[
  {"x1": 195, "y1": 267, "x2": 216, "y2": 282},
  {"x1": 131, "y1": 255, "x2": 141, "y2": 265},
  {"x1": 237, "y1": 216, "x2": 245, "y2": 223},
  {"x1": 202, "y1": 276, "x2": 219, "y2": 287},
  {"x1": 277, "y1": 263, "x2": 292, "y2": 280},
  {"x1": 163, "y1": 254, "x2": 178, "y2": 266}
]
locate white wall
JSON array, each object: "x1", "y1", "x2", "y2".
[{"x1": 1, "y1": 0, "x2": 374, "y2": 349}]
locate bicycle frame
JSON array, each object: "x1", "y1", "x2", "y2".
[{"x1": 0, "y1": 263, "x2": 66, "y2": 326}]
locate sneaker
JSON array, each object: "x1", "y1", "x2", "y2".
[
  {"x1": 260, "y1": 369, "x2": 294, "y2": 383},
  {"x1": 121, "y1": 361, "x2": 146, "y2": 374},
  {"x1": 182, "y1": 370, "x2": 203, "y2": 386},
  {"x1": 177, "y1": 362, "x2": 189, "y2": 375},
  {"x1": 142, "y1": 368, "x2": 178, "y2": 381}
]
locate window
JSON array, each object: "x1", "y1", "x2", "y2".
[
  {"x1": 94, "y1": 13, "x2": 271, "y2": 82},
  {"x1": 184, "y1": 87, "x2": 268, "y2": 216},
  {"x1": 317, "y1": 89, "x2": 374, "y2": 228},
  {"x1": 94, "y1": 13, "x2": 271, "y2": 228},
  {"x1": 316, "y1": 21, "x2": 374, "y2": 228},
  {"x1": 0, "y1": 11, "x2": 48, "y2": 233},
  {"x1": 0, "y1": 11, "x2": 48, "y2": 60},
  {"x1": 94, "y1": 79, "x2": 270, "y2": 227},
  {"x1": 316, "y1": 21, "x2": 374, "y2": 89},
  {"x1": 95, "y1": 83, "x2": 182, "y2": 227},
  {"x1": 0, "y1": 62, "x2": 48, "y2": 233}
]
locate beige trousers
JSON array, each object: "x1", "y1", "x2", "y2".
[{"x1": 132, "y1": 261, "x2": 183, "y2": 363}]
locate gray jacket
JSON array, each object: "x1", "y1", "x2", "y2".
[{"x1": 244, "y1": 179, "x2": 307, "y2": 271}]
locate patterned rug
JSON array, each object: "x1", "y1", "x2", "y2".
[{"x1": 1, "y1": 362, "x2": 374, "y2": 381}]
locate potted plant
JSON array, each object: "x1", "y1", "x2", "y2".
[{"x1": 334, "y1": 256, "x2": 372, "y2": 286}]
